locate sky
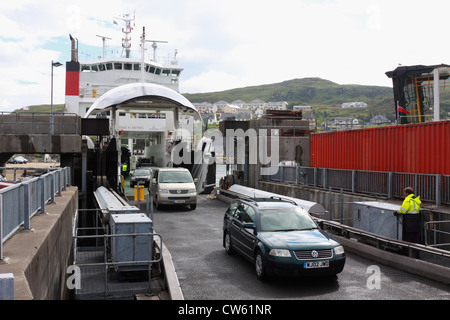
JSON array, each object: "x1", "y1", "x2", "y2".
[{"x1": 1, "y1": 0, "x2": 449, "y2": 112}]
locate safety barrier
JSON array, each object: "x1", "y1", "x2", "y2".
[
  {"x1": 425, "y1": 219, "x2": 450, "y2": 248},
  {"x1": 72, "y1": 209, "x2": 162, "y2": 299},
  {"x1": 0, "y1": 167, "x2": 71, "y2": 259},
  {"x1": 264, "y1": 165, "x2": 450, "y2": 206}
]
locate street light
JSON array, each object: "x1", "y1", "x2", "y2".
[{"x1": 50, "y1": 60, "x2": 63, "y2": 134}]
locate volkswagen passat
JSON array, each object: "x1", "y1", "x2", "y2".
[{"x1": 223, "y1": 197, "x2": 345, "y2": 280}]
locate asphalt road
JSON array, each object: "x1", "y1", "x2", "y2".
[{"x1": 151, "y1": 194, "x2": 450, "y2": 301}]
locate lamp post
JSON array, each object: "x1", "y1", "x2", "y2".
[{"x1": 50, "y1": 61, "x2": 63, "y2": 134}]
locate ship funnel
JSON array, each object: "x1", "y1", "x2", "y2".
[
  {"x1": 66, "y1": 34, "x2": 80, "y2": 114},
  {"x1": 69, "y1": 34, "x2": 78, "y2": 62}
]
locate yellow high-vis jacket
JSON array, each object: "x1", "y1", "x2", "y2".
[{"x1": 398, "y1": 194, "x2": 421, "y2": 214}]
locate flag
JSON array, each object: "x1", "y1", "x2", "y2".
[
  {"x1": 398, "y1": 105, "x2": 410, "y2": 114},
  {"x1": 23, "y1": 106, "x2": 29, "y2": 110}
]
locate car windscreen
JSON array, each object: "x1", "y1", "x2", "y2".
[
  {"x1": 134, "y1": 169, "x2": 150, "y2": 176},
  {"x1": 159, "y1": 171, "x2": 193, "y2": 183},
  {"x1": 258, "y1": 207, "x2": 317, "y2": 232}
]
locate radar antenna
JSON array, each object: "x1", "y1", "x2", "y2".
[
  {"x1": 149, "y1": 39, "x2": 168, "y2": 62},
  {"x1": 96, "y1": 35, "x2": 112, "y2": 59},
  {"x1": 139, "y1": 26, "x2": 168, "y2": 62}
]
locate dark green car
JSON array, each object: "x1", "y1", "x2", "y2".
[{"x1": 223, "y1": 198, "x2": 345, "y2": 280}]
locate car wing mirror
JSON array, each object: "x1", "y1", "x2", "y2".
[{"x1": 243, "y1": 222, "x2": 255, "y2": 229}]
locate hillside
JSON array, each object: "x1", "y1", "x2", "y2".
[
  {"x1": 184, "y1": 78, "x2": 392, "y2": 107},
  {"x1": 14, "y1": 104, "x2": 65, "y2": 113},
  {"x1": 183, "y1": 77, "x2": 396, "y2": 123}
]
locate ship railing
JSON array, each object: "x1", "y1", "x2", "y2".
[{"x1": 0, "y1": 167, "x2": 71, "y2": 260}]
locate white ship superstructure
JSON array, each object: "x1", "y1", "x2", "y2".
[
  {"x1": 66, "y1": 14, "x2": 183, "y2": 117},
  {"x1": 64, "y1": 14, "x2": 213, "y2": 193}
]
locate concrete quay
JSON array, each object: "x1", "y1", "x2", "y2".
[
  {"x1": 0, "y1": 187, "x2": 78, "y2": 299},
  {"x1": 0, "y1": 185, "x2": 183, "y2": 300}
]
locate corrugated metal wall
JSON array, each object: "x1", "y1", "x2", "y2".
[{"x1": 310, "y1": 120, "x2": 450, "y2": 175}]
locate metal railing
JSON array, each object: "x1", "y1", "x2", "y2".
[
  {"x1": 72, "y1": 208, "x2": 162, "y2": 298},
  {"x1": 424, "y1": 206, "x2": 450, "y2": 250},
  {"x1": 264, "y1": 165, "x2": 450, "y2": 206},
  {"x1": 0, "y1": 167, "x2": 71, "y2": 259},
  {"x1": 316, "y1": 217, "x2": 450, "y2": 263}
]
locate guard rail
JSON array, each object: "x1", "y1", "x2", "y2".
[{"x1": 0, "y1": 167, "x2": 71, "y2": 259}]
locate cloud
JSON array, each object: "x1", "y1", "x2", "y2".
[{"x1": 1, "y1": 0, "x2": 449, "y2": 111}]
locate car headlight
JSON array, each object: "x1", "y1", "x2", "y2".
[
  {"x1": 269, "y1": 249, "x2": 291, "y2": 257},
  {"x1": 159, "y1": 189, "x2": 169, "y2": 194},
  {"x1": 188, "y1": 188, "x2": 196, "y2": 193},
  {"x1": 334, "y1": 245, "x2": 345, "y2": 255}
]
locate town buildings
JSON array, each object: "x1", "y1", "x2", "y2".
[{"x1": 194, "y1": 100, "x2": 392, "y2": 131}]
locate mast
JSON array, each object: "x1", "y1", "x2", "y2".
[
  {"x1": 140, "y1": 27, "x2": 146, "y2": 82},
  {"x1": 96, "y1": 35, "x2": 112, "y2": 59},
  {"x1": 139, "y1": 26, "x2": 169, "y2": 81},
  {"x1": 114, "y1": 13, "x2": 135, "y2": 58}
]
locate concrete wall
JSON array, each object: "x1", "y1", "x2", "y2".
[{"x1": 0, "y1": 187, "x2": 78, "y2": 300}]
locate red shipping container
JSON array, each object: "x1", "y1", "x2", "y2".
[{"x1": 310, "y1": 120, "x2": 450, "y2": 175}]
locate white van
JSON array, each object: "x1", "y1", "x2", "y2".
[{"x1": 149, "y1": 167, "x2": 197, "y2": 210}]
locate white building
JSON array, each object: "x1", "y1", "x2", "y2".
[
  {"x1": 341, "y1": 102, "x2": 367, "y2": 108},
  {"x1": 265, "y1": 101, "x2": 288, "y2": 110}
]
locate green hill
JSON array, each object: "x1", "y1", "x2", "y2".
[
  {"x1": 185, "y1": 78, "x2": 392, "y2": 107},
  {"x1": 14, "y1": 104, "x2": 65, "y2": 113},
  {"x1": 183, "y1": 77, "x2": 395, "y2": 124}
]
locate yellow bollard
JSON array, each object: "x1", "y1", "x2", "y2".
[{"x1": 134, "y1": 185, "x2": 145, "y2": 202}]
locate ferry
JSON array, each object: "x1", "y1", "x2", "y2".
[{"x1": 64, "y1": 13, "x2": 215, "y2": 194}]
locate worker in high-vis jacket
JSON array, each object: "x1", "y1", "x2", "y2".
[
  {"x1": 398, "y1": 187, "x2": 421, "y2": 215},
  {"x1": 122, "y1": 162, "x2": 128, "y2": 177},
  {"x1": 397, "y1": 187, "x2": 422, "y2": 256}
]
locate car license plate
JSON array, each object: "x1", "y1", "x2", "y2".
[
  {"x1": 304, "y1": 260, "x2": 329, "y2": 269},
  {"x1": 174, "y1": 200, "x2": 185, "y2": 203}
]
